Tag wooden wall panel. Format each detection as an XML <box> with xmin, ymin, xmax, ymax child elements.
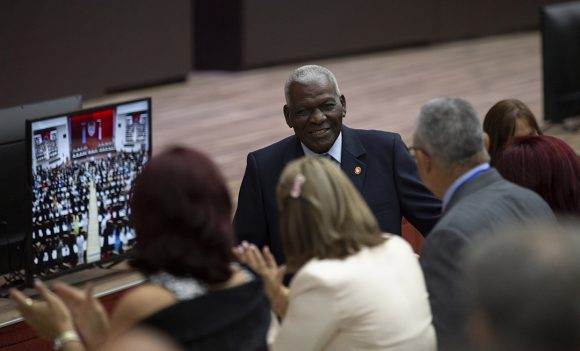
<box><xmin>194</xmin><ymin>0</ymin><xmax>571</xmax><ymax>70</ymax></box>
<box><xmin>0</xmin><ymin>0</ymin><xmax>191</xmax><ymax>108</ymax></box>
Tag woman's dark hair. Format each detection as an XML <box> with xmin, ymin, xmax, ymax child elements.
<box><xmin>130</xmin><ymin>146</ymin><xmax>234</xmax><ymax>284</ymax></box>
<box><xmin>496</xmin><ymin>135</ymin><xmax>580</xmax><ymax>216</ymax></box>
<box><xmin>483</xmin><ymin>99</ymin><xmax>543</xmax><ymax>165</ymax></box>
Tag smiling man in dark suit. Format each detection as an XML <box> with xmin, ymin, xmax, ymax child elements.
<box><xmin>234</xmin><ymin>65</ymin><xmax>441</xmax><ymax>264</ymax></box>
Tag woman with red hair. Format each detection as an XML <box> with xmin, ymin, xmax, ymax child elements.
<box><xmin>496</xmin><ymin>135</ymin><xmax>580</xmax><ymax>216</ymax></box>
<box><xmin>11</xmin><ymin>146</ymin><xmax>271</xmax><ymax>351</ymax></box>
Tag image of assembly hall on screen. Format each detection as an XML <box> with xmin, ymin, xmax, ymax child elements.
<box><xmin>29</xmin><ymin>99</ymin><xmax>150</xmax><ymax>277</ymax></box>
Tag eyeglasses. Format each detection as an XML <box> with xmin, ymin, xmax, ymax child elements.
<box><xmin>408</xmin><ymin>146</ymin><xmax>430</xmax><ymax>161</ymax></box>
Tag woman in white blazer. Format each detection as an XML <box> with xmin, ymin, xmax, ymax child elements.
<box><xmin>236</xmin><ymin>157</ymin><xmax>436</xmax><ymax>351</ymax></box>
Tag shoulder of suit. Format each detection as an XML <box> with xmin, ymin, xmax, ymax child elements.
<box><xmin>348</xmin><ymin>127</ymin><xmax>399</xmax><ymax>140</ymax></box>
<box><xmin>248</xmin><ymin>135</ymin><xmax>296</xmax><ymax>159</ymax></box>
<box><xmin>293</xmin><ymin>240</ymin><xmax>403</xmax><ymax>283</ymax></box>
<box><xmin>347</xmin><ymin>128</ymin><xmax>403</xmax><ymax>148</ymax></box>
<box><xmin>498</xmin><ymin>179</ymin><xmax>555</xmax><ymax>213</ymax></box>
<box><xmin>477</xmin><ymin>171</ymin><xmax>549</xmax><ymax>204</ymax></box>
<box><xmin>290</xmin><ymin>258</ymin><xmax>344</xmax><ymax>293</ymax></box>
<box><xmin>433</xmin><ymin>177</ymin><xmax>554</xmax><ymax>237</ymax></box>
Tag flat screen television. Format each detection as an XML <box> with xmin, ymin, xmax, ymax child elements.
<box><xmin>25</xmin><ymin>98</ymin><xmax>152</xmax><ymax>282</ymax></box>
<box><xmin>0</xmin><ymin>95</ymin><xmax>82</xmax><ymax>278</ymax></box>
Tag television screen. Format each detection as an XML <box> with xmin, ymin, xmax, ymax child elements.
<box><xmin>26</xmin><ymin>98</ymin><xmax>151</xmax><ymax>279</ymax></box>
<box><xmin>0</xmin><ymin>95</ymin><xmax>82</xmax><ymax>278</ymax></box>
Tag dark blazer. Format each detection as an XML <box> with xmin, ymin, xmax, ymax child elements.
<box><xmin>419</xmin><ymin>168</ymin><xmax>555</xmax><ymax>351</ymax></box>
<box><xmin>234</xmin><ymin>125</ymin><xmax>441</xmax><ymax>263</ymax></box>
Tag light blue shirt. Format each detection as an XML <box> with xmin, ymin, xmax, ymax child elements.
<box><xmin>301</xmin><ymin>132</ymin><xmax>342</xmax><ymax>164</ymax></box>
<box><xmin>442</xmin><ymin>162</ymin><xmax>491</xmax><ymax>211</ymax></box>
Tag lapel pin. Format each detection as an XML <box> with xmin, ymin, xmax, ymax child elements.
<box><xmin>354</xmin><ymin>166</ymin><xmax>362</xmax><ymax>175</ymax></box>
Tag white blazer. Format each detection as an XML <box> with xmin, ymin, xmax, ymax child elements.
<box><xmin>273</xmin><ymin>235</ymin><xmax>436</xmax><ymax>351</ymax></box>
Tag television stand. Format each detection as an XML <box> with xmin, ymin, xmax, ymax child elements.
<box><xmin>97</xmin><ymin>259</ymin><xmax>125</xmax><ymax>270</ymax></box>
<box><xmin>0</xmin><ymin>271</ymin><xmax>26</xmax><ymax>298</ymax></box>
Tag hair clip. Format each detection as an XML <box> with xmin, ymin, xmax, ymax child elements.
<box><xmin>289</xmin><ymin>174</ymin><xmax>306</xmax><ymax>199</ymax></box>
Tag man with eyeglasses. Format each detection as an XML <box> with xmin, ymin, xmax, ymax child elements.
<box><xmin>234</xmin><ymin>65</ymin><xmax>441</xmax><ymax>265</ymax></box>
<box><xmin>412</xmin><ymin>97</ymin><xmax>555</xmax><ymax>351</ymax></box>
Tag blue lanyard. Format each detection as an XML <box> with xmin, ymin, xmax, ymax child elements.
<box><xmin>443</xmin><ymin>165</ymin><xmax>491</xmax><ymax>211</ymax></box>
<box><xmin>454</xmin><ymin>168</ymin><xmax>490</xmax><ymax>195</ymax></box>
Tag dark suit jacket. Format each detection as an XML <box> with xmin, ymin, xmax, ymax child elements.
<box><xmin>234</xmin><ymin>125</ymin><xmax>441</xmax><ymax>263</ymax></box>
<box><xmin>419</xmin><ymin>168</ymin><xmax>555</xmax><ymax>351</ymax></box>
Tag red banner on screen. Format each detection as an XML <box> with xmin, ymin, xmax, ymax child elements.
<box><xmin>70</xmin><ymin>109</ymin><xmax>114</xmax><ymax>152</ymax></box>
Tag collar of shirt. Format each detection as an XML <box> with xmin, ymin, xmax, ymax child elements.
<box><xmin>442</xmin><ymin>162</ymin><xmax>491</xmax><ymax>211</ymax></box>
<box><xmin>300</xmin><ymin>132</ymin><xmax>342</xmax><ymax>164</ymax></box>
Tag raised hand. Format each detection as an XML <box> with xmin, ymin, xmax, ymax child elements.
<box><xmin>52</xmin><ymin>282</ymin><xmax>110</xmax><ymax>350</ymax></box>
<box><xmin>10</xmin><ymin>280</ymin><xmax>75</xmax><ymax>340</ymax></box>
<box><xmin>233</xmin><ymin>243</ymin><xmax>289</xmax><ymax>317</ymax></box>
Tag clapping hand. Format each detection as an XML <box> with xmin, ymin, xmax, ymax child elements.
<box><xmin>233</xmin><ymin>242</ymin><xmax>289</xmax><ymax>317</ymax></box>
<box><xmin>52</xmin><ymin>282</ymin><xmax>110</xmax><ymax>350</ymax></box>
<box><xmin>10</xmin><ymin>280</ymin><xmax>75</xmax><ymax>340</ymax></box>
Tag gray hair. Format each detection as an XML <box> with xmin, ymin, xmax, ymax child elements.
<box><xmin>413</xmin><ymin>97</ymin><xmax>486</xmax><ymax>168</ymax></box>
<box><xmin>284</xmin><ymin>65</ymin><xmax>341</xmax><ymax>103</ymax></box>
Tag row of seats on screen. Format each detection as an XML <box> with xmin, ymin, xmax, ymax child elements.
<box><xmin>92</xmin><ymin>152</ymin><xmax>145</xmax><ymax>231</ymax></box>
<box><xmin>32</xmin><ymin>162</ymin><xmax>92</xmax><ymax>225</ymax></box>
<box><xmin>97</xmin><ymin>192</ymin><xmax>130</xmax><ymax>218</ymax></box>
<box><xmin>34</xmin><ymin>139</ymin><xmax>59</xmax><ymax>163</ymax></box>
<box><xmin>29</xmin><ymin>151</ymin><xmax>145</xmax><ymax>259</ymax></box>
<box><xmin>71</xmin><ymin>141</ymin><xmax>117</xmax><ymax>159</ymax></box>
<box><xmin>31</xmin><ymin>228</ymin><xmax>136</xmax><ymax>275</ymax></box>
<box><xmin>32</xmin><ymin>200</ymin><xmax>130</xmax><ymax>239</ymax></box>
<box><xmin>125</xmin><ymin>121</ymin><xmax>147</xmax><ymax>144</ymax></box>
<box><xmin>30</xmin><ymin>151</ymin><xmax>145</xmax><ymax>255</ymax></box>
<box><xmin>32</xmin><ymin>213</ymin><xmax>88</xmax><ymax>240</ymax></box>
<box><xmin>32</xmin><ymin>233</ymin><xmax>87</xmax><ymax>274</ymax></box>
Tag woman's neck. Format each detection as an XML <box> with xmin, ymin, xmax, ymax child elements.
<box><xmin>208</xmin><ymin>264</ymin><xmax>248</xmax><ymax>290</ymax></box>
